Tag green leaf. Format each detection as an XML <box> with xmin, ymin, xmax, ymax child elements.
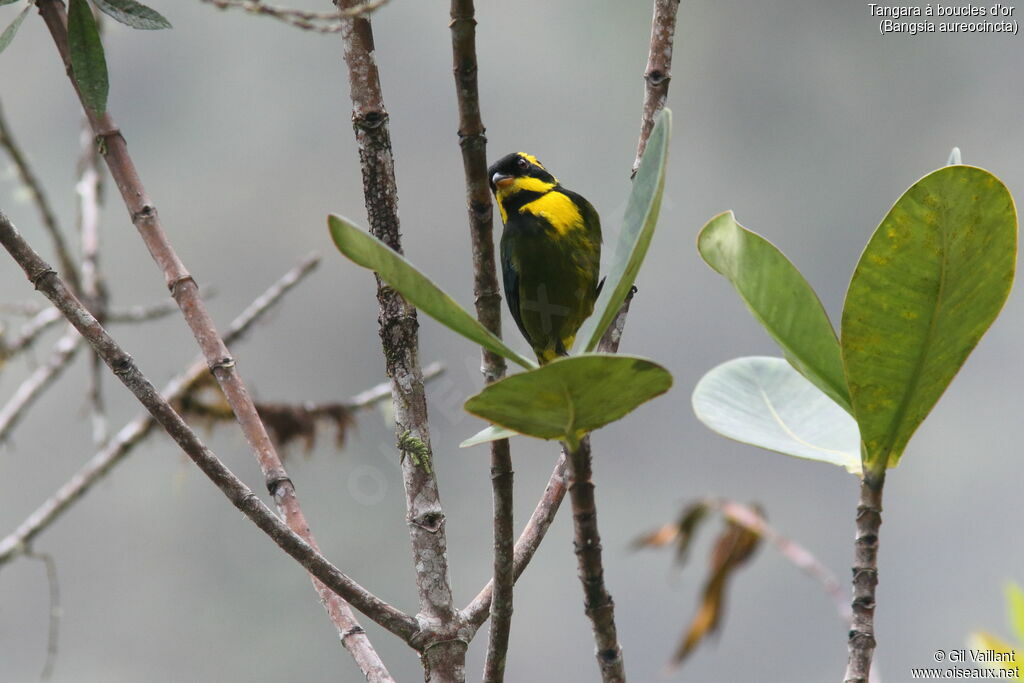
<box><xmin>328</xmin><ymin>215</ymin><xmax>536</xmax><ymax>370</ymax></box>
<box><xmin>1007</xmin><ymin>582</ymin><xmax>1024</xmax><ymax>646</ymax></box>
<box><xmin>459</xmin><ymin>424</ymin><xmax>520</xmax><ymax>449</ymax></box>
<box><xmin>464</xmin><ymin>354</ymin><xmax>672</xmax><ymax>444</ymax></box>
<box><xmin>0</xmin><ymin>4</ymin><xmax>29</xmax><ymax>55</ymax></box>
<box><xmin>692</xmin><ymin>356</ymin><xmax>861</xmax><ymax>475</ymax></box>
<box><xmin>92</xmin><ymin>0</ymin><xmax>172</xmax><ymax>29</ymax></box>
<box><xmin>68</xmin><ymin>0</ymin><xmax>109</xmax><ymax>115</ymax></box>
<box><xmin>577</xmin><ymin>109</ymin><xmax>671</xmax><ymax>352</ymax></box>
<box><xmin>698</xmin><ymin>211</ymin><xmax>851</xmax><ymax>414</ymax></box>
<box><xmin>841</xmin><ymin>165</ymin><xmax>1017</xmax><ymax>471</ymax></box>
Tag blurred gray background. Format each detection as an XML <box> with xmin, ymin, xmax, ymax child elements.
<box><xmin>2</xmin><ymin>1</ymin><xmax>1022</xmax><ymax>681</ymax></box>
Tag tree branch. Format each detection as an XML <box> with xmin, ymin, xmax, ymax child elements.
<box><xmin>632</xmin><ymin>0</ymin><xmax>680</xmax><ymax>177</ymax></box>
<box><xmin>0</xmin><ymin>100</ymin><xmax>81</xmax><ymax>294</ymax></box>
<box><xmin>199</xmin><ymin>0</ymin><xmax>388</xmax><ymax>33</ymax></box>
<box><xmin>336</xmin><ymin>2</ymin><xmax>465</xmax><ymax>676</ymax></box>
<box><xmin>0</xmin><ymin>253</ymin><xmax>312</xmax><ymax>565</ymax></box>
<box><xmin>713</xmin><ymin>499</ymin><xmax>851</xmax><ymax>624</ymax></box>
<box><xmin>76</xmin><ymin>100</ymin><xmax>109</xmax><ymax>446</ymax></box>
<box><xmin>0</xmin><ymin>326</ymin><xmax>83</xmax><ymax>442</ymax></box>
<box><xmin>34</xmin><ymin>3</ymin><xmax>396</xmax><ymax>676</ymax></box>
<box><xmin>844</xmin><ymin>470</ymin><xmax>885</xmax><ymax>683</ymax></box>
<box><xmin>447</xmin><ymin>1</ymin><xmax>514</xmax><ymax>679</ymax></box>
<box><xmin>564</xmin><ymin>436</ymin><xmax>625</xmax><ymax>682</ymax></box>
<box><xmin>0</xmin><ymin>212</ymin><xmax>420</xmax><ymax>647</ymax></box>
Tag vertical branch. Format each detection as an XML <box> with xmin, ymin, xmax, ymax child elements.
<box><xmin>447</xmin><ymin>1</ymin><xmax>514</xmax><ymax>680</ymax></box>
<box><xmin>632</xmin><ymin>0</ymin><xmax>680</xmax><ymax>176</ymax></box>
<box><xmin>335</xmin><ymin>1</ymin><xmax>464</xmax><ymax>677</ymax></box>
<box><xmin>76</xmin><ymin>108</ymin><xmax>109</xmax><ymax>446</ymax></box>
<box><xmin>564</xmin><ymin>437</ymin><xmax>625</xmax><ymax>682</ymax></box>
<box><xmin>33</xmin><ymin>3</ymin><xmax>393</xmax><ymax>676</ymax></box>
<box><xmin>844</xmin><ymin>470</ymin><xmax>885</xmax><ymax>683</ymax></box>
<box><xmin>0</xmin><ymin>101</ymin><xmax>81</xmax><ymax>294</ymax></box>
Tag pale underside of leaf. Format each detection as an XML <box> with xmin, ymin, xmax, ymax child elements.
<box><xmin>692</xmin><ymin>356</ymin><xmax>861</xmax><ymax>475</ymax></box>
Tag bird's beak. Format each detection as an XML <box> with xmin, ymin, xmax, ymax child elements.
<box><xmin>491</xmin><ymin>172</ymin><xmax>514</xmax><ymax>190</ymax></box>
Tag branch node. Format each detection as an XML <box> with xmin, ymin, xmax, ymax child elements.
<box><xmin>29</xmin><ymin>267</ymin><xmax>57</xmax><ymax>290</ymax></box>
<box><xmin>208</xmin><ymin>356</ymin><xmax>236</xmax><ymax>373</ymax></box>
<box><xmin>266</xmin><ymin>476</ymin><xmax>293</xmax><ymax>498</ymax></box>
<box><xmin>352</xmin><ymin>110</ymin><xmax>389</xmax><ymax>131</ymax></box>
<box><xmin>167</xmin><ymin>274</ymin><xmax>196</xmax><ymax>295</ymax></box>
<box><xmin>130</xmin><ymin>204</ymin><xmax>157</xmax><ymax>224</ymax></box>
<box><xmin>412</xmin><ymin>510</ymin><xmax>445</xmax><ymax>533</ymax></box>
<box><xmin>341</xmin><ymin>625</ymin><xmax>366</xmax><ymax>641</ymax></box>
<box><xmin>111</xmin><ymin>355</ymin><xmax>135</xmax><ymax>378</ymax></box>
<box><xmin>645</xmin><ymin>69</ymin><xmax>670</xmax><ymax>86</ymax></box>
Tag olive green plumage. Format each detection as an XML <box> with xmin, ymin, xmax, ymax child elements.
<box><xmin>488</xmin><ymin>152</ymin><xmax>602</xmax><ymax>364</ymax></box>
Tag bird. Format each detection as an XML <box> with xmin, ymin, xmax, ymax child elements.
<box><xmin>488</xmin><ymin>152</ymin><xmax>602</xmax><ymax>364</ymax></box>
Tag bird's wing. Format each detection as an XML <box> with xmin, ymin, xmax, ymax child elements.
<box><xmin>501</xmin><ymin>243</ymin><xmax>532</xmax><ymax>348</ymax></box>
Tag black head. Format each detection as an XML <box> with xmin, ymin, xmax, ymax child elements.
<box><xmin>487</xmin><ymin>152</ymin><xmax>558</xmax><ymax>195</ymax></box>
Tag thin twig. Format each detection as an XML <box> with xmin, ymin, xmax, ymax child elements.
<box><xmin>34</xmin><ymin>4</ymin><xmax>394</xmax><ymax>677</ymax></box>
<box><xmin>25</xmin><ymin>550</ymin><xmax>61</xmax><ymax>681</ymax></box>
<box><xmin>632</xmin><ymin>0</ymin><xmax>680</xmax><ymax>177</ymax></box>
<box><xmin>337</xmin><ymin>1</ymin><xmax>464</xmax><ymax>676</ymax></box>
<box><xmin>0</xmin><ymin>302</ymin><xmax>48</xmax><ymax>316</ymax></box>
<box><xmin>0</xmin><ymin>326</ymin><xmax>83</xmax><ymax>443</ymax></box>
<box><xmin>0</xmin><ymin>212</ymin><xmax>419</xmax><ymax>646</ymax></box>
<box><xmin>2</xmin><ymin>306</ymin><xmax>63</xmax><ymax>360</ymax></box>
<box><xmin>713</xmin><ymin>500</ymin><xmax>851</xmax><ymax>624</ymax></box>
<box><xmin>0</xmin><ymin>299</ymin><xmax>180</xmax><ymax>364</ymax></box>
<box><xmin>447</xmin><ymin>0</ymin><xmax>513</xmax><ymax>679</ymax></box>
<box><xmin>0</xmin><ymin>253</ymin><xmax>318</xmax><ymax>567</ymax></box>
<box><xmin>845</xmin><ymin>470</ymin><xmax>885</xmax><ymax>683</ymax></box>
<box><xmin>77</xmin><ymin>93</ymin><xmax>109</xmax><ymax>446</ymax></box>
<box><xmin>199</xmin><ymin>0</ymin><xmax>388</xmax><ymax>32</ymax></box>
<box><xmin>564</xmin><ymin>437</ymin><xmax>625</xmax><ymax>682</ymax></box>
<box><xmin>0</xmin><ymin>355</ymin><xmax>439</xmax><ymax>570</ymax></box>
<box><xmin>104</xmin><ymin>300</ymin><xmax>182</xmax><ymax>323</ymax></box>
<box><xmin>0</xmin><ymin>100</ymin><xmax>80</xmax><ymax>294</ymax></box>
<box><xmin>347</xmin><ymin>361</ymin><xmax>445</xmax><ymax>408</ymax></box>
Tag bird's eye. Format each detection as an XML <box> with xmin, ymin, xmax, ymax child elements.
<box><xmin>516</xmin><ymin>157</ymin><xmax>530</xmax><ymax>171</ymax></box>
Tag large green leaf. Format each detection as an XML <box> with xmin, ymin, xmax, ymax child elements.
<box><xmin>464</xmin><ymin>354</ymin><xmax>672</xmax><ymax>447</ymax></box>
<box><xmin>0</xmin><ymin>4</ymin><xmax>29</xmax><ymax>55</ymax></box>
<box><xmin>692</xmin><ymin>357</ymin><xmax>861</xmax><ymax>474</ymax></box>
<box><xmin>698</xmin><ymin>211</ymin><xmax>851</xmax><ymax>413</ymax></box>
<box><xmin>93</xmin><ymin>0</ymin><xmax>172</xmax><ymax>30</ymax></box>
<box><xmin>577</xmin><ymin>109</ymin><xmax>671</xmax><ymax>352</ymax></box>
<box><xmin>68</xmin><ymin>0</ymin><xmax>109</xmax><ymax>115</ymax></box>
<box><xmin>328</xmin><ymin>215</ymin><xmax>535</xmax><ymax>370</ymax></box>
<box><xmin>841</xmin><ymin>165</ymin><xmax>1017</xmax><ymax>471</ymax></box>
